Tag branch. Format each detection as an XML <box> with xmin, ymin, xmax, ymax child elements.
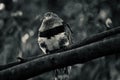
<box><xmin>63</xmin><ymin>26</ymin><xmax>120</xmax><ymax>51</ymax></box>
<box><xmin>0</xmin><ymin>35</ymin><xmax>120</xmax><ymax>80</ymax></box>
<box><xmin>0</xmin><ymin>26</ymin><xmax>120</xmax><ymax>70</ymax></box>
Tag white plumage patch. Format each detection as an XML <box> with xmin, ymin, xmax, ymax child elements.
<box><xmin>38</xmin><ymin>32</ymin><xmax>69</xmax><ymax>54</ymax></box>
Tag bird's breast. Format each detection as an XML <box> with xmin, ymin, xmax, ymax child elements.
<box><xmin>38</xmin><ymin>32</ymin><xmax>69</xmax><ymax>53</ymax></box>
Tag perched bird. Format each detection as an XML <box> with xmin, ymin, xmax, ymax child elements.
<box><xmin>38</xmin><ymin>12</ymin><xmax>72</xmax><ymax>80</ymax></box>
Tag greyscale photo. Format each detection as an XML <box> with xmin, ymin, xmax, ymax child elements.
<box><xmin>0</xmin><ymin>0</ymin><xmax>120</xmax><ymax>80</ymax></box>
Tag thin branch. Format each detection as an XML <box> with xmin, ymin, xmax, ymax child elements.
<box><xmin>0</xmin><ymin>35</ymin><xmax>120</xmax><ymax>80</ymax></box>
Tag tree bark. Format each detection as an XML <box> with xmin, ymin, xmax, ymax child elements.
<box><xmin>0</xmin><ymin>26</ymin><xmax>120</xmax><ymax>71</ymax></box>
<box><xmin>0</xmin><ymin>35</ymin><xmax>120</xmax><ymax>80</ymax></box>
<box><xmin>65</xmin><ymin>26</ymin><xmax>120</xmax><ymax>51</ymax></box>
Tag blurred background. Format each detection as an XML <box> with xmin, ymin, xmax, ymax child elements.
<box><xmin>0</xmin><ymin>0</ymin><xmax>120</xmax><ymax>80</ymax></box>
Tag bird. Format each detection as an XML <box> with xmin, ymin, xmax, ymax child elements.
<box><xmin>38</xmin><ymin>12</ymin><xmax>72</xmax><ymax>80</ymax></box>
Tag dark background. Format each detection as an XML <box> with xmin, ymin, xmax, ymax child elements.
<box><xmin>0</xmin><ymin>0</ymin><xmax>120</xmax><ymax>80</ymax></box>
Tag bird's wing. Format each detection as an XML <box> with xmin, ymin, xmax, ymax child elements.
<box><xmin>64</xmin><ymin>23</ymin><xmax>73</xmax><ymax>45</ymax></box>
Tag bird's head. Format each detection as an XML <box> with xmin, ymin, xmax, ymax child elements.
<box><xmin>39</xmin><ymin>12</ymin><xmax>63</xmax><ymax>32</ymax></box>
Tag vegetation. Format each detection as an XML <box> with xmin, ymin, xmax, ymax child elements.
<box><xmin>0</xmin><ymin>0</ymin><xmax>120</xmax><ymax>80</ymax></box>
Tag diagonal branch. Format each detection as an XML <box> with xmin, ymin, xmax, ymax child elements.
<box><xmin>63</xmin><ymin>26</ymin><xmax>120</xmax><ymax>51</ymax></box>
<box><xmin>0</xmin><ymin>35</ymin><xmax>120</xmax><ymax>80</ymax></box>
<box><xmin>0</xmin><ymin>26</ymin><xmax>120</xmax><ymax>71</ymax></box>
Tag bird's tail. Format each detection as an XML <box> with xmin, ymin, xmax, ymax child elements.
<box><xmin>53</xmin><ymin>66</ymin><xmax>71</xmax><ymax>80</ymax></box>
